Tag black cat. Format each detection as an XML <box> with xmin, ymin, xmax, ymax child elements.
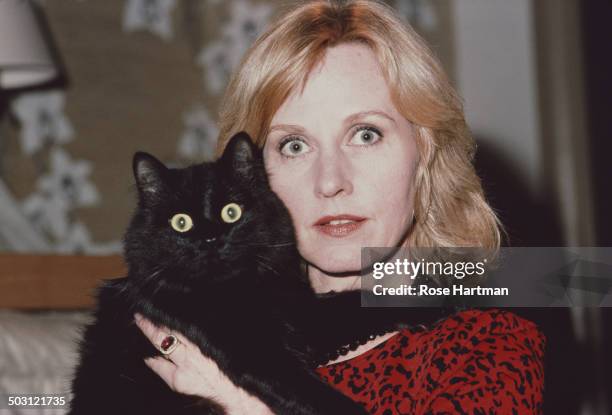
<box><xmin>68</xmin><ymin>133</ymin><xmax>369</xmax><ymax>415</ymax></box>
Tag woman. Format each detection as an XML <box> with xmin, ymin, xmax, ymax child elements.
<box><xmin>134</xmin><ymin>0</ymin><xmax>545</xmax><ymax>413</ymax></box>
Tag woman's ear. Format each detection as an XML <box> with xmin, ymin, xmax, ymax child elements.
<box><xmin>132</xmin><ymin>152</ymin><xmax>168</xmax><ymax>197</ymax></box>
<box><xmin>219</xmin><ymin>131</ymin><xmax>259</xmax><ymax>175</ymax></box>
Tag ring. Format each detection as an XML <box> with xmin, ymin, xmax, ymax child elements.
<box><xmin>159</xmin><ymin>334</ymin><xmax>180</xmax><ymax>356</ymax></box>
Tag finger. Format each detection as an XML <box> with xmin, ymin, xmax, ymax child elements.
<box><xmin>134</xmin><ymin>314</ymin><xmax>193</xmax><ymax>366</ymax></box>
<box><xmin>164</xmin><ymin>340</ymin><xmax>189</xmax><ymax>366</ymax></box>
<box><xmin>144</xmin><ymin>357</ymin><xmax>178</xmax><ymax>390</ymax></box>
<box><xmin>134</xmin><ymin>313</ymin><xmax>173</xmax><ymax>350</ymax></box>
<box><xmin>135</xmin><ymin>315</ymin><xmax>200</xmax><ymax>355</ymax></box>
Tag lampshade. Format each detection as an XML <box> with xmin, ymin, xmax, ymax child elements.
<box><xmin>0</xmin><ymin>0</ymin><xmax>57</xmax><ymax>89</ymax></box>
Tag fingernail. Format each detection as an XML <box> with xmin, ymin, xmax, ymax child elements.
<box><xmin>134</xmin><ymin>313</ymin><xmax>143</xmax><ymax>324</ymax></box>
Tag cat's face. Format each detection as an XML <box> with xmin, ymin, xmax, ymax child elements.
<box><xmin>124</xmin><ymin>133</ymin><xmax>297</xmax><ymax>290</ymax></box>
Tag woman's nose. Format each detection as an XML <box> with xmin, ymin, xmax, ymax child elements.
<box><xmin>314</xmin><ymin>150</ymin><xmax>353</xmax><ymax>198</ymax></box>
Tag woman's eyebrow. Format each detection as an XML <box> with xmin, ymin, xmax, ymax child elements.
<box><xmin>269</xmin><ymin>110</ymin><xmax>397</xmax><ymax>134</ymax></box>
<box><xmin>344</xmin><ymin>110</ymin><xmax>397</xmax><ymax>126</ymax></box>
<box><xmin>269</xmin><ymin>124</ymin><xmax>306</xmax><ymax>134</ymax></box>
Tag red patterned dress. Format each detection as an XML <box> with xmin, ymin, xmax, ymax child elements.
<box><xmin>316</xmin><ymin>309</ymin><xmax>545</xmax><ymax>414</ymax></box>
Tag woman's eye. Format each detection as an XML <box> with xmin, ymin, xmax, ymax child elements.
<box><xmin>221</xmin><ymin>203</ymin><xmax>242</xmax><ymax>223</ymax></box>
<box><xmin>349</xmin><ymin>126</ymin><xmax>383</xmax><ymax>146</ymax></box>
<box><xmin>170</xmin><ymin>213</ymin><xmax>193</xmax><ymax>233</ymax></box>
<box><xmin>279</xmin><ymin>138</ymin><xmax>311</xmax><ymax>157</ymax></box>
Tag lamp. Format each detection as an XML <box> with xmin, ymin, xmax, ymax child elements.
<box><xmin>0</xmin><ymin>0</ymin><xmax>57</xmax><ymax>89</ymax></box>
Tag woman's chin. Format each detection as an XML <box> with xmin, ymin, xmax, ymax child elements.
<box><xmin>305</xmin><ymin>247</ymin><xmax>363</xmax><ymax>275</ymax></box>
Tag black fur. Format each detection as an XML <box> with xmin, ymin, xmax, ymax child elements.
<box><xmin>68</xmin><ymin>132</ymin><xmax>369</xmax><ymax>415</ymax></box>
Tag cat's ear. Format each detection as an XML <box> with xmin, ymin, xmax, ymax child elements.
<box><xmin>220</xmin><ymin>132</ymin><xmax>258</xmax><ymax>174</ymax></box>
<box><xmin>133</xmin><ymin>152</ymin><xmax>168</xmax><ymax>196</ymax></box>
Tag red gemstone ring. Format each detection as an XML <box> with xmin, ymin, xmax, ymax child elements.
<box><xmin>159</xmin><ymin>334</ymin><xmax>180</xmax><ymax>356</ymax></box>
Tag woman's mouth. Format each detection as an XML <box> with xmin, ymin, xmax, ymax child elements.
<box><xmin>313</xmin><ymin>214</ymin><xmax>367</xmax><ymax>237</ymax></box>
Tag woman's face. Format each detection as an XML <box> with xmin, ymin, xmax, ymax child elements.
<box><xmin>263</xmin><ymin>43</ymin><xmax>418</xmax><ymax>274</ymax></box>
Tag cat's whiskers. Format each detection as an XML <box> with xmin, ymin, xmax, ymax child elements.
<box><xmin>231</xmin><ymin>240</ymin><xmax>296</xmax><ymax>248</ymax></box>
<box><xmin>255</xmin><ymin>254</ymin><xmax>282</xmax><ymax>277</ymax></box>
<box><xmin>255</xmin><ymin>260</ymin><xmax>278</xmax><ymax>276</ymax></box>
<box><xmin>139</xmin><ymin>265</ymin><xmax>167</xmax><ymax>291</ymax></box>
<box><xmin>119</xmin><ymin>373</ymin><xmax>137</xmax><ymax>383</ymax></box>
<box><xmin>151</xmin><ymin>279</ymin><xmax>168</xmax><ymax>297</ymax></box>
<box><xmin>112</xmin><ymin>280</ymin><xmax>132</xmax><ymax>298</ymax></box>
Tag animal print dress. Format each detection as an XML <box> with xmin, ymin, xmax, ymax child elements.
<box><xmin>317</xmin><ymin>309</ymin><xmax>545</xmax><ymax>414</ymax></box>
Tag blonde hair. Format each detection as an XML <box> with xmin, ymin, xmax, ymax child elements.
<box><xmin>216</xmin><ymin>0</ymin><xmax>502</xmax><ymax>250</ymax></box>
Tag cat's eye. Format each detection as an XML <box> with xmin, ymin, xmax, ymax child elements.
<box><xmin>221</xmin><ymin>203</ymin><xmax>242</xmax><ymax>223</ymax></box>
<box><xmin>170</xmin><ymin>213</ymin><xmax>193</xmax><ymax>232</ymax></box>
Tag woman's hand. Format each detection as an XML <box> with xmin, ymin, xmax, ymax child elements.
<box><xmin>134</xmin><ymin>313</ymin><xmax>273</xmax><ymax>415</ymax></box>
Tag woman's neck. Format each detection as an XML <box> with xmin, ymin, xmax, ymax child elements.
<box><xmin>308</xmin><ymin>266</ymin><xmax>361</xmax><ymax>293</ymax></box>
<box><xmin>308</xmin><ymin>265</ymin><xmax>401</xmax><ymax>366</ymax></box>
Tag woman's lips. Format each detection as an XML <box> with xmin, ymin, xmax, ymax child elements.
<box><xmin>313</xmin><ymin>214</ymin><xmax>367</xmax><ymax>237</ymax></box>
